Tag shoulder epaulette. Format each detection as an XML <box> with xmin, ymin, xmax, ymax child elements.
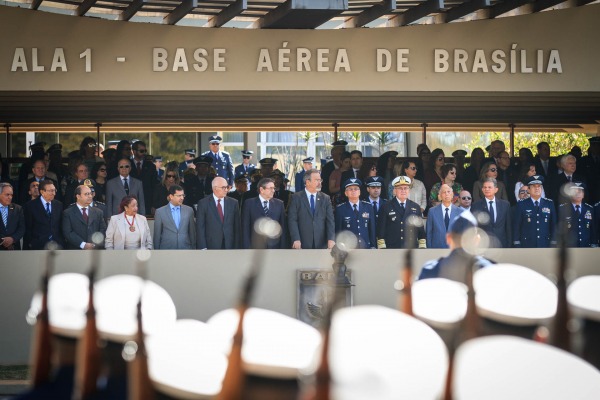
<box><xmin>584</xmin><ymin>202</ymin><xmax>592</xmax><ymax>208</ymax></box>
<box><xmin>421</xmin><ymin>258</ymin><xmax>442</xmax><ymax>271</ymax></box>
<box><xmin>336</xmin><ymin>203</ymin><xmax>344</xmax><ymax>208</ymax></box>
<box><xmin>95</xmin><ymin>201</ymin><xmax>105</xmax><ymax>205</ymax></box>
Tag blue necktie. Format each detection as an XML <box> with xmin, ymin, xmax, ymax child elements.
<box><xmin>45</xmin><ymin>202</ymin><xmax>51</xmax><ymax>217</ymax></box>
<box><xmin>172</xmin><ymin>207</ymin><xmax>180</xmax><ymax>229</ymax></box>
<box><xmin>489</xmin><ymin>201</ymin><xmax>495</xmax><ymax>224</ymax></box>
<box><xmin>444</xmin><ymin>208</ymin><xmax>450</xmax><ymax>230</ymax></box>
<box><xmin>310</xmin><ymin>194</ymin><xmax>315</xmax><ymax>216</ymax></box>
<box><xmin>1</xmin><ymin>206</ymin><xmax>7</xmax><ymax>227</ymax></box>
<box><xmin>263</xmin><ymin>200</ymin><xmax>269</xmax><ymax>216</ymax></box>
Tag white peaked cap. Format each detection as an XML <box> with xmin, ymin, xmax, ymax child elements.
<box><xmin>330</xmin><ymin>305</ymin><xmax>448</xmax><ymax>400</ymax></box>
<box><xmin>146</xmin><ymin>319</ymin><xmax>227</xmax><ymax>399</ymax></box>
<box><xmin>412</xmin><ymin>278</ymin><xmax>468</xmax><ymax>329</ymax></box>
<box><xmin>94</xmin><ymin>274</ymin><xmax>177</xmax><ymax>342</ymax></box>
<box><xmin>568</xmin><ymin>275</ymin><xmax>600</xmax><ymax>321</ymax></box>
<box><xmin>474</xmin><ymin>264</ymin><xmax>557</xmax><ymax>325</ymax></box>
<box><xmin>207</xmin><ymin>308</ymin><xmax>321</xmax><ymax>379</ymax></box>
<box><xmin>454</xmin><ymin>336</ymin><xmax>600</xmax><ymax>400</ymax></box>
<box><xmin>29</xmin><ymin>273</ymin><xmax>89</xmax><ymax>338</ymax></box>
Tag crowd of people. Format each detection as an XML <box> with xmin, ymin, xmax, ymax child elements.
<box><xmin>1</xmin><ymin>134</ymin><xmax>600</xmax><ymax>250</ymax></box>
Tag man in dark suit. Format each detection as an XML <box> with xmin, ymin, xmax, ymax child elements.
<box><xmin>183</xmin><ymin>155</ymin><xmax>214</xmax><ymax>208</ymax></box>
<box><xmin>64</xmin><ymin>162</ymin><xmax>94</xmax><ymax>205</ymax></box>
<box><xmin>242</xmin><ymin>177</ymin><xmax>287</xmax><ymax>249</ymax></box>
<box><xmin>234</xmin><ymin>150</ymin><xmax>256</xmax><ymax>179</ymax></box>
<box><xmin>130</xmin><ymin>140</ymin><xmax>157</xmax><ymax>215</ymax></box>
<box><xmin>154</xmin><ymin>185</ymin><xmax>196</xmax><ymax>249</ymax></box>
<box><xmin>24</xmin><ymin>179</ymin><xmax>64</xmax><ymax>249</ymax></box>
<box><xmin>534</xmin><ymin>141</ymin><xmax>558</xmax><ymax>179</ymax></box>
<box><xmin>196</xmin><ymin>177</ymin><xmax>241</xmax><ymax>249</ymax></box>
<box><xmin>62</xmin><ymin>185</ymin><xmax>107</xmax><ymax>249</ymax></box>
<box><xmin>295</xmin><ymin>157</ymin><xmax>314</xmax><ymax>193</ymax></box>
<box><xmin>471</xmin><ymin>178</ymin><xmax>512</xmax><ymax>248</ymax></box>
<box><xmin>105</xmin><ymin>158</ymin><xmax>145</xmax><ymax>217</ymax></box>
<box><xmin>0</xmin><ymin>183</ymin><xmax>25</xmax><ymax>250</ymax></box>
<box><xmin>19</xmin><ymin>159</ymin><xmax>59</xmax><ymax>205</ymax></box>
<box><xmin>377</xmin><ymin>176</ymin><xmax>426</xmax><ymax>249</ymax></box>
<box><xmin>550</xmin><ymin>154</ymin><xmax>587</xmax><ymax>204</ymax></box>
<box><xmin>202</xmin><ymin>135</ymin><xmax>235</xmax><ymax>186</ymax></box>
<box><xmin>335</xmin><ymin>178</ymin><xmax>376</xmax><ymax>249</ymax></box>
<box><xmin>426</xmin><ymin>183</ymin><xmax>463</xmax><ymax>249</ymax></box>
<box><xmin>287</xmin><ymin>168</ymin><xmax>335</xmax><ymax>249</ymax></box>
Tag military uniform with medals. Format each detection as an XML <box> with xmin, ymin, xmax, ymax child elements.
<box><xmin>335</xmin><ymin>179</ymin><xmax>376</xmax><ymax>249</ymax></box>
<box><xmin>513</xmin><ymin>176</ymin><xmax>557</xmax><ymax>248</ymax></box>
<box><xmin>202</xmin><ymin>135</ymin><xmax>235</xmax><ymax>186</ymax></box>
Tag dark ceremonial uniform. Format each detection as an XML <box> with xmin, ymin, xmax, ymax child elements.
<box><xmin>274</xmin><ymin>188</ymin><xmax>292</xmax><ymax>211</ymax></box>
<box><xmin>335</xmin><ymin>201</ymin><xmax>377</xmax><ymax>249</ymax></box>
<box><xmin>234</xmin><ymin>163</ymin><xmax>255</xmax><ymax>178</ymax></box>
<box><xmin>202</xmin><ymin>150</ymin><xmax>234</xmax><ymax>186</ymax></box>
<box><xmin>559</xmin><ymin>203</ymin><xmax>598</xmax><ymax>247</ymax></box>
<box><xmin>512</xmin><ymin>197</ymin><xmax>557</xmax><ymax>248</ymax></box>
<box><xmin>295</xmin><ymin>170</ymin><xmax>306</xmax><ymax>193</ymax></box>
<box><xmin>377</xmin><ymin>198</ymin><xmax>425</xmax><ymax>249</ymax></box>
<box><xmin>182</xmin><ymin>175</ymin><xmax>213</xmax><ymax>208</ymax></box>
<box><xmin>368</xmin><ymin>198</ymin><xmax>387</xmax><ymax>224</ymax></box>
<box><xmin>419</xmin><ymin>248</ymin><xmax>494</xmax><ymax>283</ymax></box>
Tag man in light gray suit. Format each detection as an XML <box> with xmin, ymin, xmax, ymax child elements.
<box><xmin>154</xmin><ymin>185</ymin><xmax>196</xmax><ymax>249</ymax></box>
<box><xmin>288</xmin><ymin>169</ymin><xmax>335</xmax><ymax>249</ymax></box>
<box><xmin>106</xmin><ymin>158</ymin><xmax>145</xmax><ymax>217</ymax></box>
<box><xmin>62</xmin><ymin>185</ymin><xmax>107</xmax><ymax>249</ymax></box>
<box><xmin>196</xmin><ymin>177</ymin><xmax>241</xmax><ymax>249</ymax></box>
<box><xmin>426</xmin><ymin>184</ymin><xmax>463</xmax><ymax>248</ymax></box>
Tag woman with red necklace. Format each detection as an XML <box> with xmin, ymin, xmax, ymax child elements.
<box><xmin>105</xmin><ymin>195</ymin><xmax>152</xmax><ymax>250</ymax></box>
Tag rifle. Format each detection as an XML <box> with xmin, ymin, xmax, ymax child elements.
<box><xmin>399</xmin><ymin>249</ymin><xmax>414</xmax><ymax>316</ymax></box>
<box><xmin>73</xmin><ymin>250</ymin><xmax>101</xmax><ymax>400</ymax></box>
<box><xmin>217</xmin><ymin>218</ymin><xmax>280</xmax><ymax>400</ymax></box>
<box><xmin>29</xmin><ymin>249</ymin><xmax>55</xmax><ymax>388</ymax></box>
<box><xmin>550</xmin><ymin>214</ymin><xmax>570</xmax><ymax>351</ymax></box>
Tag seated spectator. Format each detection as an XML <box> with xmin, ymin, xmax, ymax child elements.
<box><xmin>462</xmin><ymin>147</ymin><xmax>485</xmax><ymax>194</ymax></box>
<box><xmin>91</xmin><ymin>161</ymin><xmax>108</xmax><ymax>203</ymax></box>
<box><xmin>105</xmin><ymin>195</ymin><xmax>152</xmax><ymax>250</ymax></box>
<box><xmin>153</xmin><ymin>166</ymin><xmax>181</xmax><ymax>213</ymax></box>
<box><xmin>429</xmin><ymin>163</ymin><xmax>463</xmax><ymax>208</ymax></box>
<box><xmin>473</xmin><ymin>162</ymin><xmax>509</xmax><ymax>202</ymax></box>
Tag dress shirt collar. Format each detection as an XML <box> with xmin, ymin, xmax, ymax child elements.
<box><xmin>305</xmin><ymin>189</ymin><xmax>317</xmax><ymax>201</ymax></box>
<box><xmin>349</xmin><ymin>201</ymin><xmax>360</xmax><ymax>208</ymax></box>
<box><xmin>258</xmin><ymin>195</ymin><xmax>269</xmax><ymax>204</ymax></box>
<box><xmin>395</xmin><ymin>198</ymin><xmax>405</xmax><ymax>207</ymax></box>
<box><xmin>40</xmin><ymin>196</ymin><xmax>51</xmax><ymax>208</ymax></box>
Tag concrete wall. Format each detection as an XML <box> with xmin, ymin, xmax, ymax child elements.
<box><xmin>1</xmin><ymin>248</ymin><xmax>599</xmax><ymax>364</ymax></box>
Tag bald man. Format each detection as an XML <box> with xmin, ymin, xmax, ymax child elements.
<box><xmin>196</xmin><ymin>177</ymin><xmax>240</xmax><ymax>249</ymax></box>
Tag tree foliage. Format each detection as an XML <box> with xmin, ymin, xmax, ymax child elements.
<box><xmin>464</xmin><ymin>132</ymin><xmax>590</xmax><ymax>157</ymax></box>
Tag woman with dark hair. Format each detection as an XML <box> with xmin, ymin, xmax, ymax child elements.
<box><xmin>472</xmin><ymin>162</ymin><xmax>509</xmax><ymax>202</ymax></box>
<box><xmin>429</xmin><ymin>163</ymin><xmax>463</xmax><ymax>207</ymax></box>
<box><xmin>329</xmin><ymin>151</ymin><xmax>351</xmax><ymax>200</ymax></box>
<box><xmin>153</xmin><ymin>165</ymin><xmax>181</xmax><ymax>213</ymax></box>
<box><xmin>376</xmin><ymin>151</ymin><xmax>398</xmax><ymax>199</ymax></box>
<box><xmin>423</xmin><ymin>148</ymin><xmax>445</xmax><ymax>198</ymax></box>
<box><xmin>79</xmin><ymin>136</ymin><xmax>102</xmax><ymax>172</ymax></box>
<box><xmin>90</xmin><ymin>161</ymin><xmax>107</xmax><ymax>203</ymax></box>
<box><xmin>514</xmin><ymin>161</ymin><xmax>545</xmax><ymax>199</ymax></box>
<box><xmin>463</xmin><ymin>147</ymin><xmax>485</xmax><ymax>193</ymax></box>
<box><xmin>414</xmin><ymin>145</ymin><xmax>431</xmax><ymax>182</ymax></box>
<box><xmin>513</xmin><ymin>147</ymin><xmax>535</xmax><ymax>170</ymax></box>
<box><xmin>105</xmin><ymin>195</ymin><xmax>152</xmax><ymax>250</ymax></box>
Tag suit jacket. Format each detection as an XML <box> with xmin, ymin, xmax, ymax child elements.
<box><xmin>153</xmin><ymin>204</ymin><xmax>196</xmax><ymax>249</ymax></box>
<box><xmin>241</xmin><ymin>197</ymin><xmax>287</xmax><ymax>249</ymax></box>
<box><xmin>549</xmin><ymin>172</ymin><xmax>587</xmax><ymax>204</ymax></box>
<box><xmin>377</xmin><ymin>198</ymin><xmax>425</xmax><ymax>249</ymax></box>
<box><xmin>534</xmin><ymin>156</ymin><xmax>558</xmax><ymax>179</ymax></box>
<box><xmin>471</xmin><ymin>197</ymin><xmax>512</xmax><ymax>248</ymax></box>
<box><xmin>335</xmin><ymin>201</ymin><xmax>376</xmax><ymax>249</ymax></box>
<box><xmin>62</xmin><ymin>204</ymin><xmax>107</xmax><ymax>249</ymax></box>
<box><xmin>105</xmin><ymin>213</ymin><xmax>152</xmax><ymax>250</ymax></box>
<box><xmin>426</xmin><ymin>204</ymin><xmax>463</xmax><ymax>249</ymax></box>
<box><xmin>0</xmin><ymin>203</ymin><xmax>25</xmax><ymax>250</ymax></box>
<box><xmin>130</xmin><ymin>159</ymin><xmax>157</xmax><ymax>215</ymax></box>
<box><xmin>19</xmin><ymin>177</ymin><xmax>59</xmax><ymax>205</ymax></box>
<box><xmin>24</xmin><ymin>197</ymin><xmax>64</xmax><ymax>250</ymax></box>
<box><xmin>196</xmin><ymin>196</ymin><xmax>241</xmax><ymax>249</ymax></box>
<box><xmin>287</xmin><ymin>190</ymin><xmax>335</xmax><ymax>249</ymax></box>
<box><xmin>105</xmin><ymin>175</ymin><xmax>145</xmax><ymax>217</ymax></box>
<box><xmin>295</xmin><ymin>171</ymin><xmax>306</xmax><ymax>193</ymax></box>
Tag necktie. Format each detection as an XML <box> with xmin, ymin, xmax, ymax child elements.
<box><xmin>263</xmin><ymin>200</ymin><xmax>269</xmax><ymax>216</ymax></box>
<box><xmin>82</xmin><ymin>207</ymin><xmax>88</xmax><ymax>223</ymax></box>
<box><xmin>136</xmin><ymin>161</ymin><xmax>142</xmax><ymax>176</ymax></box>
<box><xmin>534</xmin><ymin>200</ymin><xmax>539</xmax><ymax>214</ymax></box>
<box><xmin>310</xmin><ymin>194</ymin><xmax>315</xmax><ymax>216</ymax></box>
<box><xmin>489</xmin><ymin>201</ymin><xmax>495</xmax><ymax>224</ymax></box>
<box><xmin>444</xmin><ymin>207</ymin><xmax>450</xmax><ymax>230</ymax></box>
<box><xmin>217</xmin><ymin>199</ymin><xmax>224</xmax><ymax>223</ymax></box>
<box><xmin>45</xmin><ymin>202</ymin><xmax>51</xmax><ymax>217</ymax></box>
<box><xmin>372</xmin><ymin>201</ymin><xmax>378</xmax><ymax>215</ymax></box>
<box><xmin>173</xmin><ymin>207</ymin><xmax>180</xmax><ymax>229</ymax></box>
<box><xmin>353</xmin><ymin>203</ymin><xmax>359</xmax><ymax>217</ymax></box>
<box><xmin>567</xmin><ymin>175</ymin><xmax>572</xmax><ymax>182</ymax></box>
<box><xmin>1</xmin><ymin>206</ymin><xmax>7</xmax><ymax>227</ymax></box>
<box><xmin>575</xmin><ymin>205</ymin><xmax>581</xmax><ymax>219</ymax></box>
<box><xmin>123</xmin><ymin>178</ymin><xmax>130</xmax><ymax>195</ymax></box>
<box><xmin>354</xmin><ymin>170</ymin><xmax>358</xmax><ymax>178</ymax></box>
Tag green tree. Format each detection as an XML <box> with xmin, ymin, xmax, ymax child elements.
<box><xmin>464</xmin><ymin>132</ymin><xmax>590</xmax><ymax>157</ymax></box>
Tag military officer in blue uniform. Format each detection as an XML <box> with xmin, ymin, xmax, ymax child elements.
<box><xmin>202</xmin><ymin>135</ymin><xmax>235</xmax><ymax>186</ymax></box>
<box><xmin>559</xmin><ymin>182</ymin><xmax>598</xmax><ymax>247</ymax></box>
<box><xmin>513</xmin><ymin>175</ymin><xmax>557</xmax><ymax>248</ymax></box>
<box><xmin>419</xmin><ymin>211</ymin><xmax>494</xmax><ymax>282</ymax></box>
<box><xmin>365</xmin><ymin>176</ymin><xmax>387</xmax><ymax>224</ymax></box>
<box><xmin>234</xmin><ymin>150</ymin><xmax>256</xmax><ymax>179</ymax></box>
<box><xmin>335</xmin><ymin>178</ymin><xmax>376</xmax><ymax>249</ymax></box>
<box><xmin>154</xmin><ymin>155</ymin><xmax>164</xmax><ymax>182</ymax></box>
<box><xmin>295</xmin><ymin>157</ymin><xmax>314</xmax><ymax>192</ymax></box>
<box><xmin>377</xmin><ymin>176</ymin><xmax>426</xmax><ymax>249</ymax></box>
<box><xmin>178</xmin><ymin>148</ymin><xmax>196</xmax><ymax>177</ymax></box>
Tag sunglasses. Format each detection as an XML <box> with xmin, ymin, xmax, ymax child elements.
<box><xmin>98</xmin><ymin>168</ymin><xmax>107</xmax><ymax>172</ymax></box>
<box><xmin>489</xmin><ymin>168</ymin><xmax>497</xmax><ymax>172</ymax></box>
<box><xmin>461</xmin><ymin>196</ymin><xmax>472</xmax><ymax>200</ymax></box>
<box><xmin>87</xmin><ymin>143</ymin><xmax>97</xmax><ymax>148</ymax></box>
<box><xmin>437</xmin><ymin>157</ymin><xmax>444</xmax><ymax>161</ymax></box>
<box><xmin>408</xmin><ymin>167</ymin><xmax>417</xmax><ymax>170</ymax></box>
<box><xmin>119</xmin><ymin>165</ymin><xmax>131</xmax><ymax>169</ymax></box>
<box><xmin>137</xmin><ymin>149</ymin><xmax>147</xmax><ymax>153</ymax></box>
<box><xmin>166</xmin><ymin>174</ymin><xmax>177</xmax><ymax>178</ymax></box>
<box><xmin>243</xmin><ymin>156</ymin><xmax>250</xmax><ymax>159</ymax></box>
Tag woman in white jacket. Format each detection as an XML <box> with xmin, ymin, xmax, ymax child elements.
<box><xmin>105</xmin><ymin>195</ymin><xmax>152</xmax><ymax>250</ymax></box>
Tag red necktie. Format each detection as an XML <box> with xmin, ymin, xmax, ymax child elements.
<box><xmin>82</xmin><ymin>207</ymin><xmax>88</xmax><ymax>223</ymax></box>
<box><xmin>217</xmin><ymin>199</ymin><xmax>224</xmax><ymax>223</ymax></box>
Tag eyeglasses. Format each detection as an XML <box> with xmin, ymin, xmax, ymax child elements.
<box><xmin>137</xmin><ymin>149</ymin><xmax>147</xmax><ymax>154</ymax></box>
<box><xmin>311</xmin><ymin>179</ymin><xmax>323</xmax><ymax>183</ymax></box>
<box><xmin>166</xmin><ymin>174</ymin><xmax>177</xmax><ymax>178</ymax></box>
<box><xmin>408</xmin><ymin>167</ymin><xmax>417</xmax><ymax>170</ymax></box>
<box><xmin>119</xmin><ymin>165</ymin><xmax>131</xmax><ymax>169</ymax></box>
<box><xmin>489</xmin><ymin>168</ymin><xmax>497</xmax><ymax>172</ymax></box>
<box><xmin>215</xmin><ymin>186</ymin><xmax>229</xmax><ymax>190</ymax></box>
<box><xmin>519</xmin><ymin>190</ymin><xmax>529</xmax><ymax>194</ymax></box>
<box><xmin>437</xmin><ymin>157</ymin><xmax>444</xmax><ymax>161</ymax></box>
<box><xmin>98</xmin><ymin>168</ymin><xmax>107</xmax><ymax>172</ymax></box>
<box><xmin>87</xmin><ymin>143</ymin><xmax>97</xmax><ymax>148</ymax></box>
<box><xmin>461</xmin><ymin>196</ymin><xmax>472</xmax><ymax>200</ymax></box>
<box><xmin>346</xmin><ymin>187</ymin><xmax>360</xmax><ymax>192</ymax></box>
